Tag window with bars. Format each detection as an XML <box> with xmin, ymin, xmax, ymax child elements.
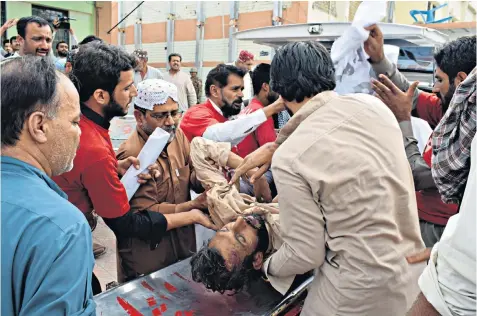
<box><xmin>312</xmin><ymin>1</ymin><xmax>338</xmax><ymax>18</ymax></box>
<box><xmin>31</xmin><ymin>4</ymin><xmax>70</xmax><ymax>50</ymax></box>
<box><xmin>1</xmin><ymin>1</ymin><xmax>6</xmax><ymax>42</ymax></box>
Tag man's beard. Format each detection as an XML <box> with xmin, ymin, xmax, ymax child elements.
<box><xmin>267</xmin><ymin>92</ymin><xmax>279</xmax><ymax>105</ymax></box>
<box><xmin>103</xmin><ymin>95</ymin><xmax>128</xmax><ymax>122</ymax></box>
<box><xmin>439</xmin><ymin>83</ymin><xmax>456</xmax><ymax>114</ymax></box>
<box><xmin>220</xmin><ymin>91</ymin><xmax>242</xmax><ymax>118</ymax></box>
<box><xmin>164</xmin><ymin>125</ymin><xmax>176</xmax><ymax>143</ymax></box>
<box><xmin>58</xmin><ymin>50</ymin><xmax>68</xmax><ymax>58</ymax></box>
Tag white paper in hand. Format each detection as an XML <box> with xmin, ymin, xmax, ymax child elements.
<box><xmin>331</xmin><ymin>1</ymin><xmax>387</xmax><ymax>95</ymax></box>
<box><xmin>121</xmin><ymin>127</ymin><xmax>170</xmax><ymax>200</ymax></box>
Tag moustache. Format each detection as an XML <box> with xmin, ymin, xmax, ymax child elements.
<box><xmin>233</xmin><ymin>98</ymin><xmax>243</xmax><ymax>105</ymax></box>
<box><xmin>163</xmin><ymin>126</ymin><xmax>176</xmax><ymax>133</ymax></box>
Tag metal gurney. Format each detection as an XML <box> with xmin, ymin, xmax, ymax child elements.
<box><xmin>94</xmin><ymin>257</ymin><xmax>312</xmax><ymax>316</ymax></box>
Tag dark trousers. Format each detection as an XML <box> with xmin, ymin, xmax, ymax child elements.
<box><xmin>92</xmin><ymin>272</ymin><xmax>102</xmax><ymax>295</ymax></box>
<box><xmin>419</xmin><ymin>220</ymin><xmax>446</xmax><ymax>247</ymax></box>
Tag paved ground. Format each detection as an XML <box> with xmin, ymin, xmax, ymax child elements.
<box><xmin>92</xmin><ymin>217</ymin><xmax>118</xmax><ymax>290</ymax></box>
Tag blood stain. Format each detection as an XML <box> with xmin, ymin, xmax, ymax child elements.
<box><xmin>151</xmin><ymin>308</ymin><xmax>161</xmax><ymax>316</ymax></box>
<box><xmin>160</xmin><ymin>304</ymin><xmax>167</xmax><ymax>312</ymax></box>
<box><xmin>159</xmin><ymin>294</ymin><xmax>171</xmax><ymax>301</ymax></box>
<box><xmin>116</xmin><ymin>296</ymin><xmax>143</xmax><ymax>316</ymax></box>
<box><xmin>164</xmin><ymin>282</ymin><xmax>177</xmax><ymax>293</ymax></box>
<box><xmin>173</xmin><ymin>272</ymin><xmax>191</xmax><ymax>282</ymax></box>
<box><xmin>141</xmin><ymin>280</ymin><xmax>155</xmax><ymax>292</ymax></box>
<box><xmin>146</xmin><ymin>297</ymin><xmax>157</xmax><ymax>307</ymax></box>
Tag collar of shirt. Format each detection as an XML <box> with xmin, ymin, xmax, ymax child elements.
<box><xmin>208</xmin><ymin>99</ymin><xmax>223</xmax><ymax>116</ymax></box>
<box><xmin>1</xmin><ymin>156</ymin><xmax>67</xmax><ymax>199</ymax></box>
<box><xmin>80</xmin><ymin>103</ymin><xmax>110</xmax><ymax>130</ymax></box>
<box><xmin>136</xmin><ymin>67</ymin><xmax>149</xmax><ymax>80</ymax></box>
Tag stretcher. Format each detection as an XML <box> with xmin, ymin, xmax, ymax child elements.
<box><xmin>94</xmin><ymin>258</ymin><xmax>312</xmax><ymax>316</ymax></box>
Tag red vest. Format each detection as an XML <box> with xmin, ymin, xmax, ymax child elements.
<box><xmin>415</xmin><ymin>135</ymin><xmax>458</xmax><ymax>225</ymax></box>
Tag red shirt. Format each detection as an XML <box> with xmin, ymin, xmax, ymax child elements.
<box><xmin>236</xmin><ymin>98</ymin><xmax>277</xmax><ymax>158</ymax></box>
<box><xmin>53</xmin><ymin>106</ymin><xmax>130</xmax><ymax>219</ymax></box>
<box><xmin>413</xmin><ymin>91</ymin><xmax>458</xmax><ymax>225</ymax></box>
<box><xmin>180</xmin><ymin>100</ymin><xmax>227</xmax><ymax>142</ymax></box>
<box><xmin>415</xmin><ymin>135</ymin><xmax>458</xmax><ymax>225</ymax></box>
<box><xmin>415</xmin><ymin>92</ymin><xmax>443</xmax><ymax>129</ymax></box>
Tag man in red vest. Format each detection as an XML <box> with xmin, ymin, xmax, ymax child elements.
<box><xmin>366</xmin><ymin>25</ymin><xmax>476</xmax><ymax>246</ymax></box>
<box><xmin>180</xmin><ymin>64</ymin><xmax>285</xmax><ymax>202</ymax></box>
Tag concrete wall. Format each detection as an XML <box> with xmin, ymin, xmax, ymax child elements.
<box><xmin>5</xmin><ymin>1</ymin><xmax>96</xmax><ymax>43</ymax></box>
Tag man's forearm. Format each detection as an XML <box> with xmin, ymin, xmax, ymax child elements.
<box><xmin>202</xmin><ymin>110</ymin><xmax>267</xmax><ymax>145</ymax></box>
<box><xmin>103</xmin><ymin>210</ymin><xmax>168</xmax><ymax>249</ymax></box>
<box><xmin>163</xmin><ymin>212</ymin><xmax>198</xmax><ymax>230</ymax></box>
<box><xmin>400</xmin><ymin>121</ymin><xmax>436</xmax><ymax>191</ymax></box>
<box><xmin>370</xmin><ymin>57</ymin><xmax>420</xmax><ymax>110</ymax></box>
<box><xmin>407</xmin><ymin>292</ymin><xmax>440</xmax><ymax>316</ymax></box>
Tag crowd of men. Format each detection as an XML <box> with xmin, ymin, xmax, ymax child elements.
<box><xmin>1</xmin><ymin>14</ymin><xmax>475</xmax><ymax>316</ymax></box>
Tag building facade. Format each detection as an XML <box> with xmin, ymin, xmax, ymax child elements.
<box><xmin>98</xmin><ymin>1</ymin><xmax>475</xmax><ymax>102</ymax></box>
<box><xmin>2</xmin><ymin>1</ymin><xmax>97</xmax><ymax>47</ymax></box>
<box><xmin>101</xmin><ymin>1</ymin><xmax>309</xmax><ymax>103</ymax></box>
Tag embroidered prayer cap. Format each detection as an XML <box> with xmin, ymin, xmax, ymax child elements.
<box><xmin>133</xmin><ymin>49</ymin><xmax>148</xmax><ymax>59</ymax></box>
<box><xmin>238</xmin><ymin>50</ymin><xmax>254</xmax><ymax>63</ymax></box>
<box><xmin>135</xmin><ymin>79</ymin><xmax>179</xmax><ymax>111</ymax></box>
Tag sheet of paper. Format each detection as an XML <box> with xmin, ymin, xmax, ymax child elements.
<box><xmin>121</xmin><ymin>127</ymin><xmax>170</xmax><ymax>200</ymax></box>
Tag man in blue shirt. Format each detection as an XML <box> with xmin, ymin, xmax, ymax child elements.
<box><xmin>1</xmin><ymin>56</ymin><xmax>95</xmax><ymax>315</ymax></box>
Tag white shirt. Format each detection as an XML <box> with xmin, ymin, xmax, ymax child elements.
<box><xmin>201</xmin><ymin>99</ymin><xmax>267</xmax><ymax>146</ymax></box>
<box><xmin>163</xmin><ymin>70</ymin><xmax>197</xmax><ymax>112</ymax></box>
<box><xmin>418</xmin><ymin>135</ymin><xmax>476</xmax><ymax>316</ymax></box>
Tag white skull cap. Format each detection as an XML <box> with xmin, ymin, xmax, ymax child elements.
<box><xmin>135</xmin><ymin>79</ymin><xmax>179</xmax><ymax>111</ymax></box>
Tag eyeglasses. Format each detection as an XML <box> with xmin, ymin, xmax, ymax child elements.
<box><xmin>149</xmin><ymin>110</ymin><xmax>181</xmax><ymax>120</ymax></box>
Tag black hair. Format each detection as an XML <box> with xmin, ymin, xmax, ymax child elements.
<box><xmin>270</xmin><ymin>41</ymin><xmax>336</xmax><ymax>103</ymax></box>
<box><xmin>56</xmin><ymin>40</ymin><xmax>67</xmax><ymax>50</ymax></box>
<box><xmin>70</xmin><ymin>41</ymin><xmax>136</xmax><ymax>102</ymax></box>
<box><xmin>79</xmin><ymin>35</ymin><xmax>103</xmax><ymax>46</ymax></box>
<box><xmin>434</xmin><ymin>36</ymin><xmax>476</xmax><ymax>82</ymax></box>
<box><xmin>1</xmin><ymin>56</ymin><xmax>60</xmax><ymax>146</ymax></box>
<box><xmin>9</xmin><ymin>36</ymin><xmax>17</xmax><ymax>44</ymax></box>
<box><xmin>66</xmin><ymin>49</ymin><xmax>77</xmax><ymax>64</ymax></box>
<box><xmin>3</xmin><ymin>39</ymin><xmax>10</xmax><ymax>46</ymax></box>
<box><xmin>17</xmin><ymin>16</ymin><xmax>50</xmax><ymax>39</ymax></box>
<box><xmin>134</xmin><ymin>104</ymin><xmax>147</xmax><ymax>115</ymax></box>
<box><xmin>204</xmin><ymin>64</ymin><xmax>246</xmax><ymax>97</ymax></box>
<box><xmin>190</xmin><ymin>216</ymin><xmax>269</xmax><ymax>294</ymax></box>
<box><xmin>168</xmin><ymin>53</ymin><xmax>182</xmax><ymax>62</ymax></box>
<box><xmin>251</xmin><ymin>63</ymin><xmax>271</xmax><ymax>96</ymax></box>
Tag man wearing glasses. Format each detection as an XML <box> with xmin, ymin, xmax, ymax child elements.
<box><xmin>116</xmin><ymin>79</ymin><xmax>210</xmax><ymax>282</ymax></box>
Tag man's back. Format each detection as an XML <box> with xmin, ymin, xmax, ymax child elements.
<box><xmin>272</xmin><ymin>92</ymin><xmax>425</xmax><ymax>316</ymax></box>
<box><xmin>1</xmin><ymin>157</ymin><xmax>95</xmax><ymax>316</ymax></box>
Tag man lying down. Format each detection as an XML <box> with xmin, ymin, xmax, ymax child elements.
<box><xmin>189</xmin><ymin>136</ymin><xmax>297</xmax><ymax>295</ymax></box>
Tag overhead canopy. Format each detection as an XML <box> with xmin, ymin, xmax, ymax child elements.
<box><xmin>234</xmin><ymin>22</ymin><xmax>449</xmax><ymax>49</ymax></box>
<box><xmin>420</xmin><ymin>21</ymin><xmax>477</xmax><ymax>41</ymax></box>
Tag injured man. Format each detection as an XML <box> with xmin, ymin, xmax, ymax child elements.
<box><xmin>189</xmin><ymin>137</ymin><xmax>294</xmax><ymax>295</ymax></box>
